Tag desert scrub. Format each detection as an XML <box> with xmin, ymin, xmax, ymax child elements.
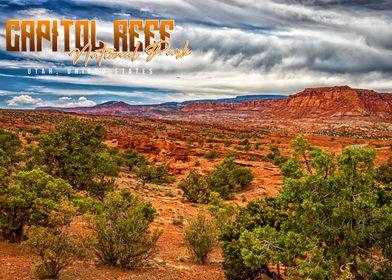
<box><xmin>263</xmin><ymin>146</ymin><xmax>287</xmax><ymax>167</ymax></box>
<box><xmin>179</xmin><ymin>171</ymin><xmax>210</xmax><ymax>203</ymax></box>
<box><xmin>184</xmin><ymin>210</ymin><xmax>218</xmax><ymax>264</ymax></box>
<box><xmin>207</xmin><ymin>156</ymin><xmax>254</xmax><ymax>199</ymax></box>
<box><xmin>121</xmin><ymin>148</ymin><xmax>148</xmax><ymax>171</ymax></box>
<box><xmin>204</xmin><ymin>149</ymin><xmax>218</xmax><ymax>159</ymax></box>
<box><xmin>135</xmin><ymin>164</ymin><xmax>173</xmax><ymax>185</ymax></box>
<box><xmin>23</xmin><ymin>226</ymin><xmax>82</xmax><ymax>279</ymax></box>
<box><xmin>92</xmin><ymin>190</ymin><xmax>161</xmax><ymax>269</ymax></box>
<box><xmin>0</xmin><ymin>169</ymin><xmax>73</xmax><ymax>242</ymax></box>
<box><xmin>222</xmin><ymin>143</ymin><xmax>392</xmax><ymax>279</ymax></box>
<box><xmin>29</xmin><ymin>119</ymin><xmax>120</xmax><ymax>197</ymax></box>
<box><xmin>0</xmin><ymin>127</ymin><xmax>22</xmax><ymax>165</ymax></box>
<box><xmin>180</xmin><ymin>155</ymin><xmax>254</xmax><ymax>202</ymax></box>
<box><xmin>22</xmin><ymin>202</ymin><xmax>81</xmax><ymax>280</ymax></box>
<box><xmin>207</xmin><ymin>192</ymin><xmax>238</xmax><ymax>235</ymax></box>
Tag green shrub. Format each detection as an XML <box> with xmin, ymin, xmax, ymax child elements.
<box><xmin>180</xmin><ymin>157</ymin><xmax>254</xmax><ymax>202</ymax></box>
<box><xmin>121</xmin><ymin>148</ymin><xmax>148</xmax><ymax>171</ymax></box>
<box><xmin>92</xmin><ymin>190</ymin><xmax>161</xmax><ymax>269</ymax></box>
<box><xmin>204</xmin><ymin>150</ymin><xmax>218</xmax><ymax>159</ymax></box>
<box><xmin>24</xmin><ymin>226</ymin><xmax>81</xmax><ymax>279</ymax></box>
<box><xmin>0</xmin><ymin>169</ymin><xmax>73</xmax><ymax>242</ymax></box>
<box><xmin>30</xmin><ymin>127</ymin><xmax>40</xmax><ymax>135</ymax></box>
<box><xmin>136</xmin><ymin>164</ymin><xmax>173</xmax><ymax>185</ymax></box>
<box><xmin>222</xmin><ymin>198</ymin><xmax>281</xmax><ymax>280</ymax></box>
<box><xmin>223</xmin><ymin>145</ymin><xmax>392</xmax><ymax>279</ymax></box>
<box><xmin>0</xmin><ymin>149</ymin><xmax>12</xmax><ymax>171</ymax></box>
<box><xmin>207</xmin><ymin>157</ymin><xmax>254</xmax><ymax>199</ymax></box>
<box><xmin>22</xmin><ymin>205</ymin><xmax>80</xmax><ymax>280</ymax></box>
<box><xmin>244</xmin><ymin>143</ymin><xmax>251</xmax><ymax>152</ymax></box>
<box><xmin>71</xmin><ymin>193</ymin><xmax>102</xmax><ymax>214</ymax></box>
<box><xmin>184</xmin><ymin>210</ymin><xmax>218</xmax><ymax>264</ymax></box>
<box><xmin>263</xmin><ymin>146</ymin><xmax>287</xmax><ymax>167</ymax></box>
<box><xmin>238</xmin><ymin>139</ymin><xmax>249</xmax><ymax>146</ymax></box>
<box><xmin>207</xmin><ymin>192</ymin><xmax>238</xmax><ymax>235</ymax></box>
<box><xmin>224</xmin><ymin>151</ymin><xmax>239</xmax><ymax>159</ymax></box>
<box><xmin>224</xmin><ymin>140</ymin><xmax>233</xmax><ymax>147</ymax></box>
<box><xmin>280</xmin><ymin>158</ymin><xmax>303</xmax><ymax>179</ymax></box>
<box><xmin>376</xmin><ymin>156</ymin><xmax>392</xmax><ymax>185</ymax></box>
<box><xmin>0</xmin><ymin>128</ymin><xmax>21</xmax><ymax>162</ymax></box>
<box><xmin>179</xmin><ymin>171</ymin><xmax>210</xmax><ymax>203</ymax></box>
<box><xmin>87</xmin><ymin>179</ymin><xmax>117</xmax><ymax>200</ymax></box>
<box><xmin>30</xmin><ymin>119</ymin><xmax>119</xmax><ymax>196</ymax></box>
<box><xmin>232</xmin><ymin>167</ymin><xmax>254</xmax><ymax>190</ymax></box>
<box><xmin>241</xmin><ymin>194</ymin><xmax>247</xmax><ymax>202</ymax></box>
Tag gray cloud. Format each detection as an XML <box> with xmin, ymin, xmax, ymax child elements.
<box><xmin>72</xmin><ymin>0</ymin><xmax>392</xmax><ymax>75</ymax></box>
<box><xmin>1</xmin><ymin>0</ymin><xmax>392</xmax><ymax>107</ymax></box>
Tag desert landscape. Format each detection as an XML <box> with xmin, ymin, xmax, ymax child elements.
<box><xmin>0</xmin><ymin>86</ymin><xmax>391</xmax><ymax>279</ymax></box>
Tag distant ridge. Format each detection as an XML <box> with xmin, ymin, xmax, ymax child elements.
<box><xmin>36</xmin><ymin>86</ymin><xmax>392</xmax><ymax>122</ymax></box>
<box><xmin>36</xmin><ymin>94</ymin><xmax>286</xmax><ymax>117</ymax></box>
<box><xmin>161</xmin><ymin>94</ymin><xmax>286</xmax><ymax>105</ymax></box>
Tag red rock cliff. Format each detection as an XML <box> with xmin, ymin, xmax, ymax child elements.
<box><xmin>180</xmin><ymin>86</ymin><xmax>392</xmax><ymax>121</ymax></box>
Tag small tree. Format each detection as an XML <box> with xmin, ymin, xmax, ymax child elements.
<box><xmin>223</xmin><ymin>144</ymin><xmax>392</xmax><ymax>279</ymax></box>
<box><xmin>30</xmin><ymin>119</ymin><xmax>119</xmax><ymax>196</ymax></box>
<box><xmin>222</xmin><ymin>198</ymin><xmax>282</xmax><ymax>280</ymax></box>
<box><xmin>264</xmin><ymin>146</ymin><xmax>287</xmax><ymax>167</ymax></box>
<box><xmin>0</xmin><ymin>169</ymin><xmax>73</xmax><ymax>242</ymax></box>
<box><xmin>0</xmin><ymin>152</ymin><xmax>11</xmax><ymax>187</ymax></box>
<box><xmin>179</xmin><ymin>171</ymin><xmax>210</xmax><ymax>203</ymax></box>
<box><xmin>207</xmin><ymin>192</ymin><xmax>238</xmax><ymax>235</ymax></box>
<box><xmin>290</xmin><ymin>135</ymin><xmax>313</xmax><ymax>173</ymax></box>
<box><xmin>207</xmin><ymin>157</ymin><xmax>254</xmax><ymax>199</ymax></box>
<box><xmin>0</xmin><ymin>128</ymin><xmax>21</xmax><ymax>163</ymax></box>
<box><xmin>232</xmin><ymin>167</ymin><xmax>254</xmax><ymax>190</ymax></box>
<box><xmin>375</xmin><ymin>156</ymin><xmax>392</xmax><ymax>185</ymax></box>
<box><xmin>136</xmin><ymin>164</ymin><xmax>172</xmax><ymax>185</ymax></box>
<box><xmin>121</xmin><ymin>148</ymin><xmax>148</xmax><ymax>171</ymax></box>
<box><xmin>92</xmin><ymin>190</ymin><xmax>161</xmax><ymax>269</ymax></box>
<box><xmin>280</xmin><ymin>157</ymin><xmax>303</xmax><ymax>179</ymax></box>
<box><xmin>0</xmin><ymin>149</ymin><xmax>12</xmax><ymax>171</ymax></box>
<box><xmin>204</xmin><ymin>150</ymin><xmax>218</xmax><ymax>159</ymax></box>
<box><xmin>185</xmin><ymin>210</ymin><xmax>218</xmax><ymax>264</ymax></box>
<box><xmin>23</xmin><ymin>203</ymin><xmax>80</xmax><ymax>280</ymax></box>
<box><xmin>24</xmin><ymin>226</ymin><xmax>81</xmax><ymax>280</ymax></box>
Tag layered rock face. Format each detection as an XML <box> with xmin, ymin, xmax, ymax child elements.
<box><xmin>37</xmin><ymin>86</ymin><xmax>392</xmax><ymax>122</ymax></box>
<box><xmin>179</xmin><ymin>86</ymin><xmax>392</xmax><ymax>121</ymax></box>
<box><xmin>273</xmin><ymin>86</ymin><xmax>392</xmax><ymax>120</ymax></box>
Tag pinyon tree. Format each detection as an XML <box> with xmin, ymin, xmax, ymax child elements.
<box><xmin>222</xmin><ymin>140</ymin><xmax>392</xmax><ymax>279</ymax></box>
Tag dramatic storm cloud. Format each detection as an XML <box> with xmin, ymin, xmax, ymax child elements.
<box><xmin>0</xmin><ymin>0</ymin><xmax>391</xmax><ymax>108</ymax></box>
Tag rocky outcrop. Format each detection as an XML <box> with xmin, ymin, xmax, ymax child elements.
<box><xmin>272</xmin><ymin>86</ymin><xmax>392</xmax><ymax>120</ymax></box>
<box><xmin>179</xmin><ymin>86</ymin><xmax>392</xmax><ymax>121</ymax></box>
<box><xmin>36</xmin><ymin>86</ymin><xmax>392</xmax><ymax>122</ymax></box>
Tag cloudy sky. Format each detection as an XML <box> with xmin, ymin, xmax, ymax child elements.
<box><xmin>0</xmin><ymin>0</ymin><xmax>392</xmax><ymax>108</ymax></box>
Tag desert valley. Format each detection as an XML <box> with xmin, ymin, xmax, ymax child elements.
<box><xmin>0</xmin><ymin>86</ymin><xmax>391</xmax><ymax>279</ymax></box>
